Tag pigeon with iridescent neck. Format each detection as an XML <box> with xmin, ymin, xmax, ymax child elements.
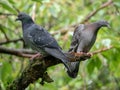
<box><xmin>68</xmin><ymin>20</ymin><xmax>110</xmax><ymax>78</ymax></box>
<box><xmin>16</xmin><ymin>12</ymin><xmax>75</xmax><ymax>78</ymax></box>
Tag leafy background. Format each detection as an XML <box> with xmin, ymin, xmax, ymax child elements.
<box><xmin>0</xmin><ymin>0</ymin><xmax>120</xmax><ymax>90</ymax></box>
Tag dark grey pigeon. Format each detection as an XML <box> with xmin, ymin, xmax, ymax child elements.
<box><xmin>68</xmin><ymin>20</ymin><xmax>110</xmax><ymax>78</ymax></box>
<box><xmin>16</xmin><ymin>12</ymin><xmax>74</xmax><ymax>77</ymax></box>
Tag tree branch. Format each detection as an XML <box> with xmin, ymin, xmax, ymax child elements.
<box><xmin>0</xmin><ymin>45</ymin><xmax>113</xmax><ymax>90</ymax></box>
<box><xmin>0</xmin><ymin>12</ymin><xmax>16</xmax><ymax>16</ymax></box>
<box><xmin>0</xmin><ymin>0</ymin><xmax>113</xmax><ymax>45</ymax></box>
<box><xmin>91</xmin><ymin>46</ymin><xmax>113</xmax><ymax>55</ymax></box>
<box><xmin>0</xmin><ymin>46</ymin><xmax>113</xmax><ymax>61</ymax></box>
<box><xmin>1</xmin><ymin>1</ymin><xmax>114</xmax><ymax>89</ymax></box>
<box><xmin>0</xmin><ymin>46</ymin><xmax>36</xmax><ymax>58</ymax></box>
<box><xmin>0</xmin><ymin>25</ymin><xmax>9</xmax><ymax>41</ymax></box>
<box><xmin>6</xmin><ymin>55</ymin><xmax>59</xmax><ymax>90</ymax></box>
<box><xmin>0</xmin><ymin>38</ymin><xmax>23</xmax><ymax>45</ymax></box>
<box><xmin>81</xmin><ymin>0</ymin><xmax>113</xmax><ymax>23</ymax></box>
<box><xmin>51</xmin><ymin>0</ymin><xmax>113</xmax><ymax>36</ymax></box>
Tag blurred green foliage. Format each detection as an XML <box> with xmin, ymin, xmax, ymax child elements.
<box><xmin>0</xmin><ymin>0</ymin><xmax>120</xmax><ymax>90</ymax></box>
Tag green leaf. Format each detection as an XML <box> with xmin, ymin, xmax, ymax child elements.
<box><xmin>0</xmin><ymin>61</ymin><xmax>12</xmax><ymax>82</ymax></box>
<box><xmin>8</xmin><ymin>0</ymin><xmax>15</xmax><ymax>4</ymax></box>
<box><xmin>87</xmin><ymin>59</ymin><xmax>96</xmax><ymax>75</ymax></box>
<box><xmin>0</xmin><ymin>1</ymin><xmax>16</xmax><ymax>13</ymax></box>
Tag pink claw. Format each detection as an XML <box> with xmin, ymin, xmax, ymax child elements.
<box><xmin>30</xmin><ymin>53</ymin><xmax>42</xmax><ymax>60</ymax></box>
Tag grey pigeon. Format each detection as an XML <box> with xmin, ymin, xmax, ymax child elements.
<box><xmin>16</xmin><ymin>12</ymin><xmax>74</xmax><ymax>77</ymax></box>
<box><xmin>68</xmin><ymin>20</ymin><xmax>110</xmax><ymax>78</ymax></box>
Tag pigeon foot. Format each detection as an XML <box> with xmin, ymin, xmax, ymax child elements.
<box><xmin>30</xmin><ymin>53</ymin><xmax>42</xmax><ymax>60</ymax></box>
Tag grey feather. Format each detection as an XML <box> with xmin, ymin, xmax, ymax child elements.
<box><xmin>16</xmin><ymin>12</ymin><xmax>75</xmax><ymax>77</ymax></box>
<box><xmin>69</xmin><ymin>20</ymin><xmax>110</xmax><ymax>78</ymax></box>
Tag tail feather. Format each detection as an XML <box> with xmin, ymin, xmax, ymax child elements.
<box><xmin>44</xmin><ymin>48</ymin><xmax>74</xmax><ymax>75</ymax></box>
<box><xmin>64</xmin><ymin>52</ymin><xmax>80</xmax><ymax>78</ymax></box>
<box><xmin>67</xmin><ymin>61</ymin><xmax>80</xmax><ymax>78</ymax></box>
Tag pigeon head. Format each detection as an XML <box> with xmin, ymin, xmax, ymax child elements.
<box><xmin>96</xmin><ymin>20</ymin><xmax>110</xmax><ymax>28</ymax></box>
<box><xmin>16</xmin><ymin>12</ymin><xmax>33</xmax><ymax>23</ymax></box>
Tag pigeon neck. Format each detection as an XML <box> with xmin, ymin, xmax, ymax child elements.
<box><xmin>93</xmin><ymin>23</ymin><xmax>102</xmax><ymax>33</ymax></box>
<box><xmin>22</xmin><ymin>20</ymin><xmax>34</xmax><ymax>30</ymax></box>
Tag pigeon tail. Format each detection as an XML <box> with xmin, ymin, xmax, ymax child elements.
<box><xmin>67</xmin><ymin>61</ymin><xmax>80</xmax><ymax>78</ymax></box>
<box><xmin>44</xmin><ymin>48</ymin><xmax>74</xmax><ymax>77</ymax></box>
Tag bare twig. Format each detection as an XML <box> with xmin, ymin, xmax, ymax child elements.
<box><xmin>0</xmin><ymin>46</ymin><xmax>36</xmax><ymax>58</ymax></box>
<box><xmin>51</xmin><ymin>0</ymin><xmax>113</xmax><ymax>35</ymax></box>
<box><xmin>0</xmin><ymin>38</ymin><xmax>23</xmax><ymax>45</ymax></box>
<box><xmin>0</xmin><ymin>0</ymin><xmax>113</xmax><ymax>45</ymax></box>
<box><xmin>0</xmin><ymin>25</ymin><xmax>9</xmax><ymax>41</ymax></box>
<box><xmin>91</xmin><ymin>46</ymin><xmax>113</xmax><ymax>55</ymax></box>
<box><xmin>81</xmin><ymin>0</ymin><xmax>113</xmax><ymax>23</ymax></box>
<box><xmin>0</xmin><ymin>12</ymin><xmax>16</xmax><ymax>16</ymax></box>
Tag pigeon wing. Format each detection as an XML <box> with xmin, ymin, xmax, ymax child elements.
<box><xmin>67</xmin><ymin>24</ymin><xmax>85</xmax><ymax>78</ymax></box>
<box><xmin>69</xmin><ymin>24</ymin><xmax>85</xmax><ymax>52</ymax></box>
<box><xmin>29</xmin><ymin>25</ymin><xmax>74</xmax><ymax>74</ymax></box>
<box><xmin>29</xmin><ymin>25</ymin><xmax>60</xmax><ymax>49</ymax></box>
